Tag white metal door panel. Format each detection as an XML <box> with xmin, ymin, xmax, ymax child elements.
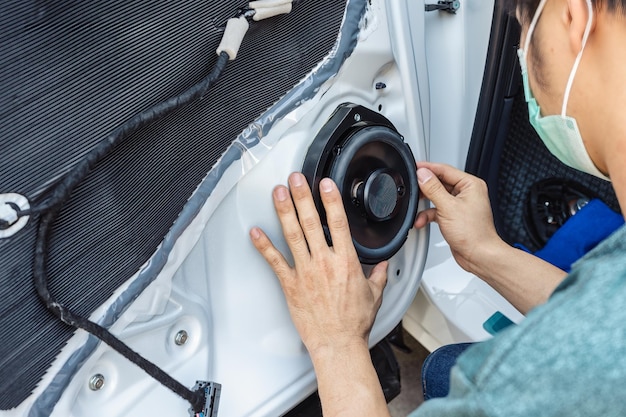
<box><xmin>38</xmin><ymin>1</ymin><xmax>434</xmax><ymax>416</ymax></box>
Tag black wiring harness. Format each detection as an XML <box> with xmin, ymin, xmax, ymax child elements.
<box><xmin>23</xmin><ymin>51</ymin><xmax>230</xmax><ymax>414</ymax></box>
<box><xmin>3</xmin><ymin>2</ymin><xmax>297</xmax><ymax>413</ymax></box>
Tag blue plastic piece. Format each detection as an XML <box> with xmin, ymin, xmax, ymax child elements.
<box><xmin>483</xmin><ymin>311</ymin><xmax>515</xmax><ymax>336</ymax></box>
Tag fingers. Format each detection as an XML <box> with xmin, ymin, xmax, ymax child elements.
<box><xmin>414</xmin><ymin>208</ymin><xmax>437</xmax><ymax>229</ymax></box>
<box><xmin>416</xmin><ymin>162</ymin><xmax>468</xmax><ymax>189</ymax></box>
<box><xmin>368</xmin><ymin>261</ymin><xmax>388</xmax><ymax>297</ymax></box>
<box><xmin>417</xmin><ymin>167</ymin><xmax>455</xmax><ymax>208</ymax></box>
<box><xmin>288</xmin><ymin>173</ymin><xmax>328</xmax><ymax>253</ymax></box>
<box><xmin>272</xmin><ymin>184</ymin><xmax>311</xmax><ymax>261</ymax></box>
<box><xmin>250</xmin><ymin>227</ymin><xmax>294</xmax><ymax>281</ymax></box>
<box><xmin>415</xmin><ymin>163</ymin><xmax>480</xmax><ymax>227</ymax></box>
<box><xmin>267</xmin><ymin>173</ymin><xmax>357</xmax><ymax>264</ymax></box>
<box><xmin>319</xmin><ymin>178</ymin><xmax>357</xmax><ymax>258</ymax></box>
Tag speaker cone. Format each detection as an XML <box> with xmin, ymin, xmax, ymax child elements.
<box><xmin>302</xmin><ymin>103</ymin><xmax>418</xmax><ymax>264</ymax></box>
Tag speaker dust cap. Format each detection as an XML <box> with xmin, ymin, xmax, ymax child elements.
<box><xmin>302</xmin><ymin>103</ymin><xmax>419</xmax><ymax>264</ymax></box>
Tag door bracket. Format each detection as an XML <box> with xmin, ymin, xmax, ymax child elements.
<box><xmin>425</xmin><ymin>1</ymin><xmax>460</xmax><ymax>14</ymax></box>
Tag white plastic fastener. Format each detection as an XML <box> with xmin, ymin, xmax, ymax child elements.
<box><xmin>216</xmin><ymin>16</ymin><xmax>250</xmax><ymax>60</ymax></box>
<box><xmin>0</xmin><ymin>193</ymin><xmax>30</xmax><ymax>238</ymax></box>
<box><xmin>0</xmin><ymin>203</ymin><xmax>18</xmax><ymax>226</ymax></box>
<box><xmin>249</xmin><ymin>0</ymin><xmax>293</xmax><ymax>21</ymax></box>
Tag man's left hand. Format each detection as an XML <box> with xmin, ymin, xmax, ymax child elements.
<box><xmin>249</xmin><ymin>172</ymin><xmax>388</xmax><ymax>356</ymax></box>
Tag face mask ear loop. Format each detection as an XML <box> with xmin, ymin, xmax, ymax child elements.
<box><xmin>562</xmin><ymin>0</ymin><xmax>593</xmax><ymax>116</ymax></box>
<box><xmin>519</xmin><ymin>0</ymin><xmax>546</xmax><ymax>101</ymax></box>
<box><xmin>519</xmin><ymin>0</ymin><xmax>546</xmax><ymax>102</ymax></box>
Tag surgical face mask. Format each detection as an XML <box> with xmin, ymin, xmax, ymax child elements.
<box><xmin>517</xmin><ymin>0</ymin><xmax>609</xmax><ymax>181</ymax></box>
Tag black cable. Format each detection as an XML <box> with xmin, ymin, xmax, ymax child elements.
<box><xmin>32</xmin><ymin>51</ymin><xmax>230</xmax><ymax>414</ymax></box>
<box><xmin>33</xmin><ymin>52</ymin><xmax>229</xmax><ymax>215</ymax></box>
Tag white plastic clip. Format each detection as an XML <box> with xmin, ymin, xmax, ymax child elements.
<box><xmin>216</xmin><ymin>16</ymin><xmax>250</xmax><ymax>60</ymax></box>
<box><xmin>0</xmin><ymin>193</ymin><xmax>30</xmax><ymax>238</ymax></box>
<box><xmin>0</xmin><ymin>203</ymin><xmax>18</xmax><ymax>227</ymax></box>
<box><xmin>249</xmin><ymin>0</ymin><xmax>293</xmax><ymax>21</ymax></box>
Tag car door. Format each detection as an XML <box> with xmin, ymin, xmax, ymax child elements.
<box><xmin>402</xmin><ymin>0</ymin><xmax>523</xmax><ymax>351</ymax></box>
<box><xmin>0</xmin><ymin>0</ymin><xmax>442</xmax><ymax>416</ymax></box>
<box><xmin>406</xmin><ymin>0</ymin><xmax>620</xmax><ymax>354</ymax></box>
<box><xmin>10</xmin><ymin>0</ymin><xmax>603</xmax><ymax>415</ymax></box>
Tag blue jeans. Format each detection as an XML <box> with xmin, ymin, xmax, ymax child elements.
<box><xmin>421</xmin><ymin>343</ymin><xmax>473</xmax><ymax>400</ymax></box>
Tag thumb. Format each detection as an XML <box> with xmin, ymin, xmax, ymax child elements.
<box><xmin>417</xmin><ymin>168</ymin><xmax>452</xmax><ymax>207</ymax></box>
<box><xmin>368</xmin><ymin>261</ymin><xmax>388</xmax><ymax>297</ymax></box>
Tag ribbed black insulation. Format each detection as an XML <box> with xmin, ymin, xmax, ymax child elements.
<box><xmin>0</xmin><ymin>0</ymin><xmax>346</xmax><ymax>408</ymax></box>
<box><xmin>496</xmin><ymin>90</ymin><xmax>620</xmax><ymax>251</ymax></box>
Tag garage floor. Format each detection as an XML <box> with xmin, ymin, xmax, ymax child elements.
<box><xmin>388</xmin><ymin>330</ymin><xmax>430</xmax><ymax>416</ymax></box>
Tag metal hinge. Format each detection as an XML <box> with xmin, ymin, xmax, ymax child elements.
<box><xmin>425</xmin><ymin>0</ymin><xmax>460</xmax><ymax>14</ymax></box>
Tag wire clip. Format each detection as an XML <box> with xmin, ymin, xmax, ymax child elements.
<box><xmin>216</xmin><ymin>0</ymin><xmax>293</xmax><ymax>60</ymax></box>
<box><xmin>216</xmin><ymin>16</ymin><xmax>250</xmax><ymax>60</ymax></box>
<box><xmin>249</xmin><ymin>0</ymin><xmax>293</xmax><ymax>21</ymax></box>
<box><xmin>0</xmin><ymin>203</ymin><xmax>18</xmax><ymax>228</ymax></box>
<box><xmin>0</xmin><ymin>193</ymin><xmax>30</xmax><ymax>238</ymax></box>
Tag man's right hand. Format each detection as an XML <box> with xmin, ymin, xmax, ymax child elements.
<box><xmin>413</xmin><ymin>162</ymin><xmax>567</xmax><ymax>314</ymax></box>
<box><xmin>413</xmin><ymin>162</ymin><xmax>503</xmax><ymax>274</ymax></box>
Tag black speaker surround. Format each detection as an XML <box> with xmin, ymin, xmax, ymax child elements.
<box><xmin>302</xmin><ymin>103</ymin><xmax>419</xmax><ymax>264</ymax></box>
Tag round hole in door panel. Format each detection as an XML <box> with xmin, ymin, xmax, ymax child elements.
<box><xmin>302</xmin><ymin>103</ymin><xmax>419</xmax><ymax>264</ymax></box>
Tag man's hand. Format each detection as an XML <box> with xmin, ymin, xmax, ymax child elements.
<box><xmin>250</xmin><ymin>172</ymin><xmax>391</xmax><ymax>417</ymax></box>
<box><xmin>413</xmin><ymin>162</ymin><xmax>502</xmax><ymax>274</ymax></box>
<box><xmin>414</xmin><ymin>162</ymin><xmax>567</xmax><ymax>313</ymax></box>
<box><xmin>250</xmin><ymin>172</ymin><xmax>388</xmax><ymax>355</ymax></box>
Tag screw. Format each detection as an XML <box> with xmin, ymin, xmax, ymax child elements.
<box><xmin>375</xmin><ymin>82</ymin><xmax>387</xmax><ymax>90</ymax></box>
<box><xmin>353</xmin><ymin>113</ymin><xmax>361</xmax><ymax>122</ymax></box>
<box><xmin>175</xmin><ymin>330</ymin><xmax>189</xmax><ymax>346</ymax></box>
<box><xmin>89</xmin><ymin>374</ymin><xmax>105</xmax><ymax>391</ymax></box>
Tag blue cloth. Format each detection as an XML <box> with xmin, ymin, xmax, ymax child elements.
<box><xmin>520</xmin><ymin>198</ymin><xmax>624</xmax><ymax>272</ymax></box>
<box><xmin>421</xmin><ymin>343</ymin><xmax>472</xmax><ymax>400</ymax></box>
<box><xmin>409</xmin><ymin>224</ymin><xmax>626</xmax><ymax>417</ymax></box>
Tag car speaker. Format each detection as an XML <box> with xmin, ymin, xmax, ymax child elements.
<box><xmin>302</xmin><ymin>103</ymin><xmax>418</xmax><ymax>264</ymax></box>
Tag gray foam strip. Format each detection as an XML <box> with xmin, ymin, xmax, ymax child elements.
<box><xmin>29</xmin><ymin>0</ymin><xmax>366</xmax><ymax>415</ymax></box>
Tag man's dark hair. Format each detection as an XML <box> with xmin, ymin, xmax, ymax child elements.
<box><xmin>507</xmin><ymin>0</ymin><xmax>626</xmax><ymax>25</ymax></box>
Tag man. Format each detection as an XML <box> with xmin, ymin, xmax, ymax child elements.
<box><xmin>249</xmin><ymin>0</ymin><xmax>626</xmax><ymax>415</ymax></box>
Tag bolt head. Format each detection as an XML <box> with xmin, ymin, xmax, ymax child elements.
<box><xmin>353</xmin><ymin>113</ymin><xmax>361</xmax><ymax>122</ymax></box>
<box><xmin>89</xmin><ymin>374</ymin><xmax>105</xmax><ymax>391</ymax></box>
<box><xmin>175</xmin><ymin>330</ymin><xmax>189</xmax><ymax>346</ymax></box>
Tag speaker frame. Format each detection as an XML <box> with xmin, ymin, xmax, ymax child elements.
<box><xmin>302</xmin><ymin>103</ymin><xmax>419</xmax><ymax>264</ymax></box>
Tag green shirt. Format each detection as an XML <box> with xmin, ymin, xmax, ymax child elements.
<box><xmin>410</xmin><ymin>224</ymin><xmax>626</xmax><ymax>417</ymax></box>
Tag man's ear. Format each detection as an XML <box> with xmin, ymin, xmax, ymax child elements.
<box><xmin>564</xmin><ymin>0</ymin><xmax>596</xmax><ymax>52</ymax></box>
